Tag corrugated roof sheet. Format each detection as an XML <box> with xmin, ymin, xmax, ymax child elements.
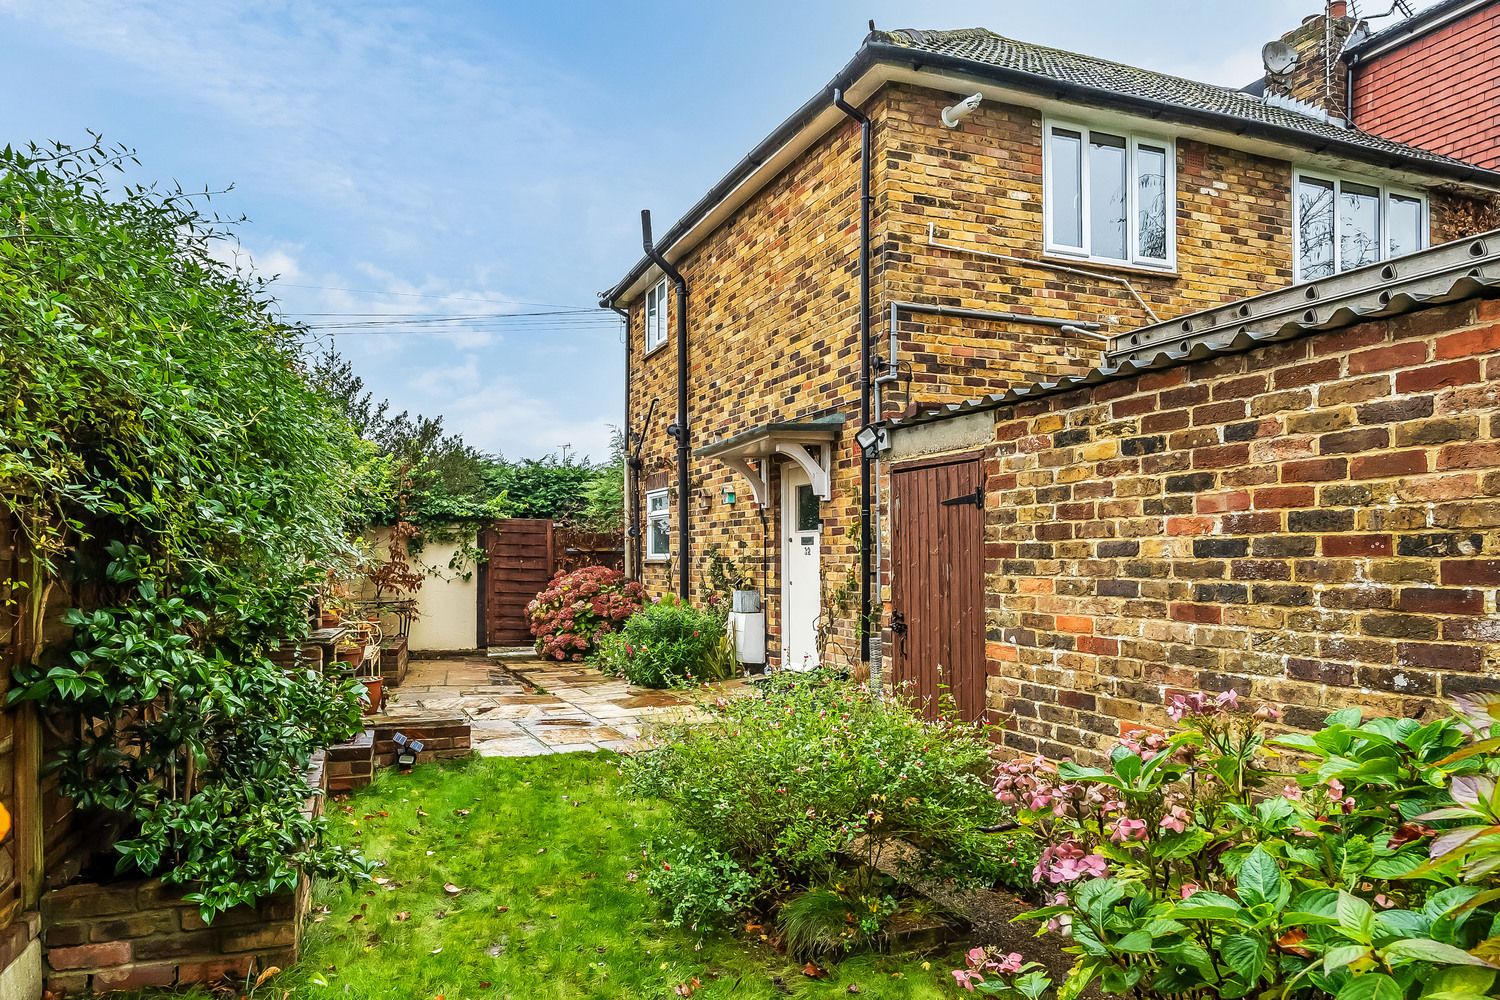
<box><xmin>889</xmin><ymin>230</ymin><xmax>1500</xmax><ymax>430</ymax></box>
<box><xmin>880</xmin><ymin>26</ymin><xmax>1483</xmax><ymax>173</ymax></box>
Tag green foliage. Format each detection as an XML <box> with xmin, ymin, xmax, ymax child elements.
<box><xmin>314</xmin><ymin>350</ymin><xmax>506</xmax><ymax>530</ymax></box>
<box><xmin>0</xmin><ymin>136</ymin><xmax>369</xmax><ymax>916</ymax></box>
<box><xmin>962</xmin><ymin>693</ymin><xmax>1500</xmax><ymax>1000</ymax></box>
<box><xmin>779</xmin><ymin>875</ymin><xmax>900</xmax><ymax>961</ymax></box>
<box><xmin>643</xmin><ymin>837</ymin><xmax>756</xmax><ymax>930</ymax></box>
<box><xmin>578</xmin><ymin>429</ymin><xmax>626</xmax><ymax>533</ymax></box>
<box><xmin>485</xmin><ymin>453</ymin><xmax>600</xmax><ymax>522</ymax></box>
<box><xmin>593</xmin><ymin>596</ymin><xmax>732</xmax><ymax>688</ymax></box>
<box><xmin>623</xmin><ymin>677</ymin><xmax>1008</xmax><ymax>909</ymax></box>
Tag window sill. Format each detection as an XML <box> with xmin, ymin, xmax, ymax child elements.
<box><xmin>644</xmin><ymin>556</ymin><xmax>670</xmax><ymax>564</ymax></box>
<box><xmin>643</xmin><ymin>340</ymin><xmax>670</xmax><ymax>359</ymax></box>
<box><xmin>1041</xmin><ymin>253</ymin><xmax>1180</xmax><ymax>280</ymax></box>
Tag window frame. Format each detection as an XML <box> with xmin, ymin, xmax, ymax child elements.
<box><xmin>1042</xmin><ymin>117</ymin><xmax>1177</xmax><ymax>271</ymax></box>
<box><xmin>644</xmin><ymin>488</ymin><xmax>670</xmax><ymax>561</ymax></box>
<box><xmin>644</xmin><ymin>278</ymin><xmax>669</xmax><ymax>355</ymax></box>
<box><xmin>1291</xmin><ymin>168</ymin><xmax>1427</xmax><ymax>282</ymax></box>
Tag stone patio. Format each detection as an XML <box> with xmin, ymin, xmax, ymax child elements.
<box><xmin>375</xmin><ymin>652</ymin><xmax>753</xmax><ymax>757</ymax></box>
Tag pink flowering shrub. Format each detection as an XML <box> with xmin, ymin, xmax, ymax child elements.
<box><xmin>955</xmin><ymin>692</ymin><xmax>1500</xmax><ymax>999</ymax></box>
<box><xmin>525</xmin><ymin>565</ymin><xmax>643</xmax><ymax>662</ymax></box>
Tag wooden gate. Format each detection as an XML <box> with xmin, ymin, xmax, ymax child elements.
<box><xmin>479</xmin><ymin>519</ymin><xmax>555</xmax><ymax>646</ymax></box>
<box><xmin>889</xmin><ymin>453</ymin><xmax>987</xmax><ymax>723</ymax></box>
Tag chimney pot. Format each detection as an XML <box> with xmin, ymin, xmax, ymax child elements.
<box><xmin>1328</xmin><ymin>1</ymin><xmax>1348</xmax><ymax>18</ymax></box>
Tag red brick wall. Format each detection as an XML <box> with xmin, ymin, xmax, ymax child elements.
<box><xmin>949</xmin><ymin>295</ymin><xmax>1500</xmax><ymax>761</ymax></box>
<box><xmin>1352</xmin><ymin>3</ymin><xmax>1500</xmax><ymax>169</ymax></box>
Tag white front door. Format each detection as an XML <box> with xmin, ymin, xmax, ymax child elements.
<box><xmin>781</xmin><ymin>462</ymin><xmax>822</xmax><ymax>671</ymax></box>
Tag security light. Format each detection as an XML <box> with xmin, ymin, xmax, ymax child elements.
<box><xmin>856</xmin><ymin>425</ymin><xmax>888</xmax><ymax>454</ymax></box>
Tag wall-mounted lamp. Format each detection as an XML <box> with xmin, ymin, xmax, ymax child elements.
<box><xmin>856</xmin><ymin>425</ymin><xmax>889</xmax><ymax>455</ymax></box>
<box><xmin>723</xmin><ymin>485</ymin><xmax>737</xmax><ymax>505</ymax></box>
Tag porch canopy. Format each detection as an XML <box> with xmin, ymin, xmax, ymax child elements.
<box><xmin>694</xmin><ymin>415</ymin><xmax>844</xmax><ymax>507</ymax></box>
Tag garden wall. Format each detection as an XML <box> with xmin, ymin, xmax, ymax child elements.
<box><xmin>40</xmin><ymin>875</ymin><xmax>308</xmax><ymax>994</ymax></box>
<box><xmin>897</xmin><ymin>294</ymin><xmax>1500</xmax><ymax>761</ymax></box>
<box><xmin>362</xmin><ymin>526</ymin><xmax>478</xmax><ymax>653</ymax></box>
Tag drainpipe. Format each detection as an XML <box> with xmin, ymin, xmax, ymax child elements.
<box><xmin>833</xmin><ymin>87</ymin><xmax>873</xmax><ymax>669</ymax></box>
<box><xmin>641</xmin><ymin>209</ymin><xmax>691</xmax><ymax>600</ymax></box>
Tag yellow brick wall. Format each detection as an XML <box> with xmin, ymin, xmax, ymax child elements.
<box><xmin>621</xmin><ymin>79</ymin><xmax>1480</xmax><ymax>669</ymax></box>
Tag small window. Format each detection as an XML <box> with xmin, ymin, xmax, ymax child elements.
<box><xmin>1044</xmin><ymin>119</ymin><xmax>1175</xmax><ymax>269</ymax></box>
<box><xmin>645</xmin><ymin>489</ymin><xmax>670</xmax><ymax>561</ymax></box>
<box><xmin>644</xmin><ymin>279</ymin><xmax>668</xmax><ymax>353</ymax></box>
<box><xmin>1294</xmin><ymin>171</ymin><xmax>1426</xmax><ymax>281</ymax></box>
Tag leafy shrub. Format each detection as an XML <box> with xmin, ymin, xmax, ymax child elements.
<box><xmin>526</xmin><ymin>565</ymin><xmax>643</xmax><ymax>661</ymax></box>
<box><xmin>624</xmin><ymin>678</ymin><xmax>1008</xmax><ymax>905</ymax></box>
<box><xmin>1</xmin><ymin>138</ymin><xmax>373</xmax><ymax>918</ymax></box>
<box><xmin>641</xmin><ymin>837</ymin><xmax>755</xmax><ymax>929</ymax></box>
<box><xmin>592</xmin><ymin>595</ymin><xmax>732</xmax><ymax>687</ymax></box>
<box><xmin>954</xmin><ymin>691</ymin><xmax>1500</xmax><ymax>1000</ymax></box>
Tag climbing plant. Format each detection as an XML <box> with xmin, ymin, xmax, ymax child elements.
<box><xmin>0</xmin><ymin>136</ymin><xmax>371</xmax><ymax>916</ymax></box>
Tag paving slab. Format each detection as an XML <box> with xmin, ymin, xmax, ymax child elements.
<box><xmin>383</xmin><ymin>653</ymin><xmax>751</xmax><ymax>757</ymax></box>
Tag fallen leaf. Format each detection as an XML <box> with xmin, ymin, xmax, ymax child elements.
<box><xmin>802</xmin><ymin>962</ymin><xmax>827</xmax><ymax>979</ymax></box>
<box><xmin>395</xmin><ymin>911</ymin><xmax>411</xmax><ymax>922</ymax></box>
<box><xmin>496</xmin><ymin>905</ymin><xmax>510</xmax><ymax>913</ymax></box>
<box><xmin>477</xmin><ymin>982</ymin><xmax>492</xmax><ymax>990</ymax></box>
<box><xmin>254</xmin><ymin>967</ymin><xmax>281</xmax><ymax>987</ymax></box>
<box><xmin>443</xmin><ymin>882</ymin><xmax>463</xmax><ymax>896</ymax></box>
<box><xmin>430</xmin><ymin>946</ymin><xmax>443</xmax><ymax>955</ymax></box>
<box><xmin>454</xmin><ymin>808</ymin><xmax>471</xmax><ymax>817</ymax></box>
<box><xmin>847</xmin><ymin>986</ymin><xmax>862</xmax><ymax>994</ymax></box>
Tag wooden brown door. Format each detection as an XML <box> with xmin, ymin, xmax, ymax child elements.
<box><xmin>890</xmin><ymin>454</ymin><xmax>986</xmax><ymax>723</ymax></box>
<box><xmin>480</xmin><ymin>519</ymin><xmax>556</xmax><ymax>646</ymax></box>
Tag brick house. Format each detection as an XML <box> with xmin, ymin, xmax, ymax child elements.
<box><xmin>599</xmin><ymin>7</ymin><xmax>1500</xmax><ymax>712</ymax></box>
<box><xmin>1346</xmin><ymin>0</ymin><xmax>1500</xmax><ymax>170</ymax></box>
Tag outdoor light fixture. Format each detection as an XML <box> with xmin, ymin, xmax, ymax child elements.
<box><xmin>392</xmin><ymin>732</ymin><xmax>424</xmax><ymax>770</ymax></box>
<box><xmin>855</xmin><ymin>425</ymin><xmax>888</xmax><ymax>455</ymax></box>
<box><xmin>941</xmin><ymin>92</ymin><xmax>983</xmax><ymax>128</ymax></box>
<box><xmin>723</xmin><ymin>484</ymin><xmax>736</xmax><ymax>505</ymax></box>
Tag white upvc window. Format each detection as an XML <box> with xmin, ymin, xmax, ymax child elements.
<box><xmin>644</xmin><ymin>278</ymin><xmax>669</xmax><ymax>353</ymax></box>
<box><xmin>1044</xmin><ymin>119</ymin><xmax>1175</xmax><ymax>269</ymax></box>
<box><xmin>645</xmin><ymin>489</ymin><xmax>670</xmax><ymax>561</ymax></box>
<box><xmin>1293</xmin><ymin>170</ymin><xmax>1427</xmax><ymax>281</ymax></box>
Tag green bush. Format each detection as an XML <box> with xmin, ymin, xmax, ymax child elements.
<box><xmin>593</xmin><ymin>596</ymin><xmax>733</xmax><ymax>688</ymax></box>
<box><xmin>623</xmin><ymin>676</ymin><xmax>1010</xmax><ymax>906</ymax></box>
<box><xmin>641</xmin><ymin>837</ymin><xmax>755</xmax><ymax>930</ymax></box>
<box><xmin>1</xmin><ymin>137</ymin><xmax>371</xmax><ymax>918</ymax></box>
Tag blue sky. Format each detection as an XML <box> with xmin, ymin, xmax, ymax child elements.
<box><xmin>0</xmin><ymin>1</ymin><xmax>1433</xmax><ymax>460</ymax></box>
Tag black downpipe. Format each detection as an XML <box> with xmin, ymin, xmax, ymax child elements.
<box><xmin>833</xmin><ymin>88</ymin><xmax>872</xmax><ymax>666</ymax></box>
<box><xmin>641</xmin><ymin>209</ymin><xmax>691</xmax><ymax>600</ymax></box>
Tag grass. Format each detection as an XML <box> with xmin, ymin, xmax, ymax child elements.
<box><xmin>131</xmin><ymin>752</ymin><xmax>966</xmax><ymax>999</ymax></box>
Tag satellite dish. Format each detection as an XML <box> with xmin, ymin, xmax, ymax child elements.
<box><xmin>1262</xmin><ymin>40</ymin><xmax>1299</xmax><ymax>75</ymax></box>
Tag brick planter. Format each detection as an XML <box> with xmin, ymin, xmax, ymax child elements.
<box><xmin>41</xmin><ymin>874</ymin><xmax>308</xmax><ymax>995</ymax></box>
<box><xmin>380</xmin><ymin>635</ymin><xmax>409</xmax><ymax>688</ymax></box>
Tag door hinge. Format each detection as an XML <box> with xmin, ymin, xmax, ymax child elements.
<box><xmin>941</xmin><ymin>486</ymin><xmax>983</xmax><ymax>509</ymax></box>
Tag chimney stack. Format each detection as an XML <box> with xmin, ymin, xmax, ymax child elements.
<box><xmin>1261</xmin><ymin>2</ymin><xmax>1363</xmax><ymax>123</ymax></box>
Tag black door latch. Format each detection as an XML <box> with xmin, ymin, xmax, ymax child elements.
<box><xmin>941</xmin><ymin>485</ymin><xmax>983</xmax><ymax>508</ymax></box>
<box><xmin>890</xmin><ymin>611</ymin><xmax>908</xmax><ymax>659</ymax></box>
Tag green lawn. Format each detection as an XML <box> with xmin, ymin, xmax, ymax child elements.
<box><xmin>137</xmin><ymin>752</ymin><xmax>966</xmax><ymax>999</ymax></box>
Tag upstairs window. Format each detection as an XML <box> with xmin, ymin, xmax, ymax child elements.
<box><xmin>1044</xmin><ymin>120</ymin><xmax>1174</xmax><ymax>269</ymax></box>
<box><xmin>644</xmin><ymin>278</ymin><xmax>669</xmax><ymax>353</ymax></box>
<box><xmin>1294</xmin><ymin>171</ymin><xmax>1426</xmax><ymax>281</ymax></box>
<box><xmin>645</xmin><ymin>489</ymin><xmax>670</xmax><ymax>561</ymax></box>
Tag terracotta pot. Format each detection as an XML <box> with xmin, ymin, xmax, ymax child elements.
<box><xmin>360</xmin><ymin>675</ymin><xmax>383</xmax><ymax>715</ymax></box>
<box><xmin>336</xmin><ymin>645</ymin><xmax>364</xmax><ymax>668</ymax></box>
<box><xmin>319</xmin><ymin>612</ymin><xmax>342</xmax><ymax>629</ymax></box>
